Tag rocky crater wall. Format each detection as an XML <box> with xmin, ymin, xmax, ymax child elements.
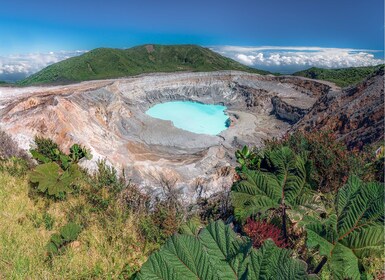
<box><xmin>0</xmin><ymin>71</ymin><xmax>332</xmax><ymax>200</ymax></box>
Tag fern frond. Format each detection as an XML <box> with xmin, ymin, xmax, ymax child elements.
<box><xmin>306</xmin><ymin>176</ymin><xmax>384</xmax><ymax>279</ymax></box>
<box><xmin>135</xmin><ymin>221</ymin><xmax>314</xmax><ymax>279</ymax></box>
<box><xmin>231</xmin><ymin>146</ymin><xmax>314</xmax><ymax>222</ymax></box>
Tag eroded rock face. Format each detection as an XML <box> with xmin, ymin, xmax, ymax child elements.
<box><xmin>0</xmin><ymin>71</ymin><xmax>330</xmax><ymax>200</ymax></box>
<box><xmin>293</xmin><ymin>68</ymin><xmax>384</xmax><ymax>150</ymax></box>
<box><xmin>271</xmin><ymin>96</ymin><xmax>309</xmax><ymax>124</ymax></box>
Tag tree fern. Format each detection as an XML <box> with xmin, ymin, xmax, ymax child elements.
<box><xmin>232</xmin><ymin>146</ymin><xmax>315</xmax><ymax>237</ymax></box>
<box><xmin>306</xmin><ymin>176</ymin><xmax>384</xmax><ymax>279</ymax></box>
<box><xmin>135</xmin><ymin>220</ymin><xmax>315</xmax><ymax>279</ymax></box>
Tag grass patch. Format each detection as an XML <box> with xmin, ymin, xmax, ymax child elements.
<box><xmin>0</xmin><ymin>171</ymin><xmax>149</xmax><ymax>279</ymax></box>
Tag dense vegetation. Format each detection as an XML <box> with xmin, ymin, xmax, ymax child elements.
<box><xmin>19</xmin><ymin>45</ymin><xmax>269</xmax><ymax>86</ymax></box>
<box><xmin>136</xmin><ymin>132</ymin><xmax>384</xmax><ymax>279</ymax></box>
<box><xmin>293</xmin><ymin>64</ymin><xmax>384</xmax><ymax>87</ymax></box>
<box><xmin>0</xmin><ymin>130</ymin><xmax>383</xmax><ymax>279</ymax></box>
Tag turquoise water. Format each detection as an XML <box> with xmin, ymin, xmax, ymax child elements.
<box><xmin>146</xmin><ymin>101</ymin><xmax>229</xmax><ymax>135</ymax></box>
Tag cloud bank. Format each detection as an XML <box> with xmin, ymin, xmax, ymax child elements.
<box><xmin>0</xmin><ymin>46</ymin><xmax>383</xmax><ymax>82</ymax></box>
<box><xmin>211</xmin><ymin>46</ymin><xmax>384</xmax><ymax>73</ymax></box>
<box><xmin>0</xmin><ymin>50</ymin><xmax>86</xmax><ymax>82</ymax></box>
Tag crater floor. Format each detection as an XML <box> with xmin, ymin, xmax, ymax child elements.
<box><xmin>0</xmin><ymin>71</ymin><xmax>332</xmax><ymax>199</ymax></box>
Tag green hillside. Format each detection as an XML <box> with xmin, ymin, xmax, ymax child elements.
<box><xmin>19</xmin><ymin>45</ymin><xmax>268</xmax><ymax>86</ymax></box>
<box><xmin>293</xmin><ymin>64</ymin><xmax>384</xmax><ymax>87</ymax></box>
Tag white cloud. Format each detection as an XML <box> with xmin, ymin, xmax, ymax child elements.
<box><xmin>0</xmin><ymin>50</ymin><xmax>87</xmax><ymax>81</ymax></box>
<box><xmin>211</xmin><ymin>46</ymin><xmax>384</xmax><ymax>72</ymax></box>
<box><xmin>0</xmin><ymin>46</ymin><xmax>383</xmax><ymax>81</ymax></box>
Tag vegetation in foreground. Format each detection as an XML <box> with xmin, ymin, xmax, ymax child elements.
<box><xmin>0</xmin><ymin>135</ymin><xmax>186</xmax><ymax>279</ymax></box>
<box><xmin>0</xmin><ymin>130</ymin><xmax>383</xmax><ymax>279</ymax></box>
<box><xmin>19</xmin><ymin>45</ymin><xmax>269</xmax><ymax>86</ymax></box>
<box><xmin>293</xmin><ymin>64</ymin><xmax>384</xmax><ymax>87</ymax></box>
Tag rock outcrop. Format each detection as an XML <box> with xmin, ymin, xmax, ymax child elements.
<box><xmin>292</xmin><ymin>67</ymin><xmax>384</xmax><ymax>149</ymax></box>
<box><xmin>271</xmin><ymin>96</ymin><xmax>309</xmax><ymax>124</ymax></box>
<box><xmin>0</xmin><ymin>71</ymin><xmax>332</xmax><ymax>199</ymax></box>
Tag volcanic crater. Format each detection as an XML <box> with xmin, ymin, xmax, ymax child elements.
<box><xmin>0</xmin><ymin>71</ymin><xmax>334</xmax><ymax>199</ymax></box>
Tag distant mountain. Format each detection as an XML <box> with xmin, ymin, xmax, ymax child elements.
<box><xmin>19</xmin><ymin>45</ymin><xmax>269</xmax><ymax>86</ymax></box>
<box><xmin>293</xmin><ymin>64</ymin><xmax>384</xmax><ymax>87</ymax></box>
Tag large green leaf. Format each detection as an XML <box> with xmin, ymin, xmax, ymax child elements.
<box><xmin>30</xmin><ymin>149</ymin><xmax>52</xmax><ymax>163</ymax></box>
<box><xmin>306</xmin><ymin>176</ymin><xmax>384</xmax><ymax>279</ymax></box>
<box><xmin>135</xmin><ymin>221</ymin><xmax>314</xmax><ymax>280</ymax></box>
<box><xmin>30</xmin><ymin>162</ymin><xmax>61</xmax><ymax>194</ymax></box>
<box><xmin>231</xmin><ymin>170</ymin><xmax>281</xmax><ymax>220</ymax></box>
<box><xmin>30</xmin><ymin>162</ymin><xmax>81</xmax><ymax>198</ymax></box>
<box><xmin>247</xmin><ymin>241</ymin><xmax>313</xmax><ymax>280</ymax></box>
<box><xmin>231</xmin><ymin>146</ymin><xmax>314</xmax><ymax>221</ymax></box>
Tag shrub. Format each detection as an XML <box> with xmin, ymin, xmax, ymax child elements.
<box><xmin>243</xmin><ymin>218</ymin><xmax>287</xmax><ymax>249</ymax></box>
<box><xmin>196</xmin><ymin>189</ymin><xmax>233</xmax><ymax>223</ymax></box>
<box><xmin>31</xmin><ymin>136</ymin><xmax>61</xmax><ymax>163</ymax></box>
<box><xmin>265</xmin><ymin>131</ymin><xmax>355</xmax><ymax>192</ymax></box>
<box><xmin>138</xmin><ymin>199</ymin><xmax>183</xmax><ymax>245</ymax></box>
<box><xmin>86</xmin><ymin>159</ymin><xmax>126</xmax><ymax>211</ymax></box>
<box><xmin>118</xmin><ymin>183</ymin><xmax>150</xmax><ymax>213</ymax></box>
<box><xmin>94</xmin><ymin>159</ymin><xmax>124</xmax><ymax>193</ymax></box>
<box><xmin>30</xmin><ymin>136</ymin><xmax>92</xmax><ymax>170</ymax></box>
<box><xmin>136</xmin><ymin>177</ymin><xmax>185</xmax><ymax>245</ymax></box>
<box><xmin>69</xmin><ymin>143</ymin><xmax>92</xmax><ymax>163</ymax></box>
<box><xmin>138</xmin><ymin>215</ymin><xmax>162</xmax><ymax>245</ymax></box>
<box><xmin>234</xmin><ymin>145</ymin><xmax>261</xmax><ymax>173</ymax></box>
<box><xmin>151</xmin><ymin>200</ymin><xmax>181</xmax><ymax>239</ymax></box>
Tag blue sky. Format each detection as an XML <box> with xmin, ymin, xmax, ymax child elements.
<box><xmin>0</xmin><ymin>0</ymin><xmax>384</xmax><ymax>80</ymax></box>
